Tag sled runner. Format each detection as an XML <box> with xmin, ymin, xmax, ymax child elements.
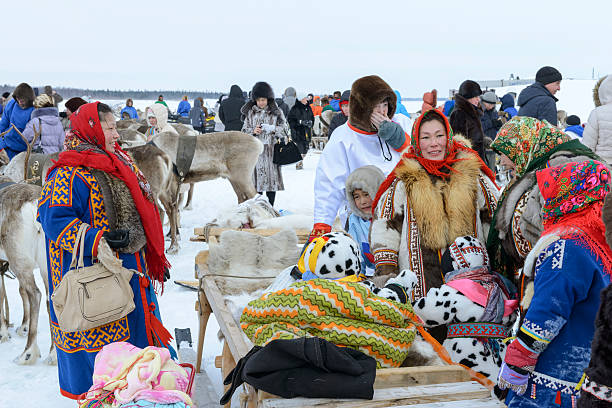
<box><xmin>193</xmin><ymin>236</ymin><xmax>504</xmax><ymax>407</ymax></box>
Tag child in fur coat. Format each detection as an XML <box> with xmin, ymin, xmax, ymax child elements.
<box><xmin>404</xmin><ymin>235</ymin><xmax>518</xmax><ymax>379</ymax></box>
<box><xmin>345</xmin><ymin>165</ymin><xmax>385</xmax><ymax>277</ymax></box>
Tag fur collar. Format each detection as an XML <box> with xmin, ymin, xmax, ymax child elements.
<box><xmin>453</xmin><ymin>94</ymin><xmax>482</xmax><ymax>120</ymax></box>
<box><xmin>594</xmin><ymin>75</ymin><xmax>612</xmax><ymax>107</ymax></box>
<box><xmin>395</xmin><ymin>148</ymin><xmax>482</xmax><ymax>250</ymax></box>
<box><xmin>90</xmin><ymin>169</ymin><xmax>147</xmax><ymax>254</ymax></box>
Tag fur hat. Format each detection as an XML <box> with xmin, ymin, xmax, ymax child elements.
<box><xmin>441</xmin><ymin>235</ymin><xmax>490</xmax><ymax>273</ymax></box>
<box><xmin>457</xmin><ymin>80</ymin><xmax>482</xmax><ymax>99</ymax></box>
<box><xmin>481</xmin><ymin>91</ymin><xmax>498</xmax><ymax>105</ymax></box>
<box><xmin>345</xmin><ymin>165</ymin><xmax>385</xmax><ymax>219</ymax></box>
<box><xmin>297</xmin><ymin>232</ymin><xmax>362</xmax><ymax>280</ymax></box>
<box><xmin>349</xmin><ymin>75</ymin><xmax>396</xmax><ymax>132</ymax></box>
<box><xmin>64</xmin><ymin>97</ymin><xmax>87</xmax><ymax>114</ymax></box>
<box><xmin>535</xmin><ymin>66</ymin><xmax>562</xmax><ymax>85</ymax></box>
<box><xmin>34</xmin><ymin>94</ymin><xmax>54</xmax><ymax>108</ymax></box>
<box><xmin>566</xmin><ymin>115</ymin><xmax>581</xmax><ymax>126</ymax></box>
<box><xmin>252</xmin><ymin>82</ymin><xmax>274</xmax><ymax>101</ymax></box>
<box><xmin>12</xmin><ymin>83</ymin><xmax>35</xmax><ymax>108</ymax></box>
<box><xmin>593</xmin><ymin>75</ymin><xmax>612</xmax><ymax>107</ymax></box>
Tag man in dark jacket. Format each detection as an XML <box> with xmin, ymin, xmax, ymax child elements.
<box><xmin>288</xmin><ymin>93</ymin><xmax>314</xmax><ymax>167</ymax></box>
<box><xmin>480</xmin><ymin>91</ymin><xmax>502</xmax><ymax>140</ymax></box>
<box><xmin>449</xmin><ymin>80</ymin><xmax>486</xmax><ymax>160</ymax></box>
<box><xmin>517</xmin><ymin>66</ymin><xmax>562</xmax><ymax>125</ymax></box>
<box><xmin>276</xmin><ymin>97</ymin><xmax>290</xmax><ymax>118</ymax></box>
<box><xmin>219</xmin><ymin>84</ymin><xmax>245</xmax><ymax>131</ymax></box>
<box><xmin>328</xmin><ymin>90</ymin><xmax>350</xmax><ymax>137</ymax></box>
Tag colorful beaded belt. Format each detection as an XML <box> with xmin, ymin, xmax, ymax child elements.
<box><xmin>447</xmin><ymin>322</ymin><xmax>510</xmax><ymax>339</ymax></box>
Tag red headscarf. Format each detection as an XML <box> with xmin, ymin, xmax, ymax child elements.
<box><xmin>372</xmin><ymin>109</ymin><xmax>496</xmax><ymax>213</ymax></box>
<box><xmin>48</xmin><ymin>102</ymin><xmax>170</xmax><ymax>285</ymax></box>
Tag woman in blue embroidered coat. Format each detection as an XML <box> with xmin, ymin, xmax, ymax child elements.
<box><xmin>37</xmin><ymin>102</ymin><xmax>172</xmax><ymax>400</ymax></box>
<box><xmin>497</xmin><ymin>160</ymin><xmax>612</xmax><ymax>407</ymax></box>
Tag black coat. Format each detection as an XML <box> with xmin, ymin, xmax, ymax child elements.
<box><xmin>287</xmin><ymin>100</ymin><xmax>314</xmax><ymax>153</ymax></box>
<box><xmin>328</xmin><ymin>112</ymin><xmax>348</xmax><ymax>137</ymax></box>
<box><xmin>481</xmin><ymin>108</ymin><xmax>502</xmax><ymax>140</ymax></box>
<box><xmin>449</xmin><ymin>94</ymin><xmax>485</xmax><ymax>160</ymax></box>
<box><xmin>220</xmin><ymin>337</ymin><xmax>376</xmax><ymax>404</ymax></box>
<box><xmin>219</xmin><ymin>85</ymin><xmax>245</xmax><ymax>131</ymax></box>
<box><xmin>276</xmin><ymin>98</ymin><xmax>289</xmax><ymax>118</ymax></box>
<box><xmin>517</xmin><ymin>82</ymin><xmax>558</xmax><ymax>126</ymax></box>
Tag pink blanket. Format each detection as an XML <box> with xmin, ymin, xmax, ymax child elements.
<box><xmin>83</xmin><ymin>342</ymin><xmax>192</xmax><ymax>407</ymax></box>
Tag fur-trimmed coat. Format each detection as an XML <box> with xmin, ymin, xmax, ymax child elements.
<box><xmin>241</xmin><ymin>101</ymin><xmax>289</xmax><ymax>192</ymax></box>
<box><xmin>583</xmin><ymin>75</ymin><xmax>612</xmax><ymax>164</ymax></box>
<box><xmin>371</xmin><ymin>146</ymin><xmax>499</xmax><ymax>299</ymax></box>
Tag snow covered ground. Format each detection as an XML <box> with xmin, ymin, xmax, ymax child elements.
<box><xmin>0</xmin><ymin>78</ymin><xmax>600</xmax><ymax>407</ymax></box>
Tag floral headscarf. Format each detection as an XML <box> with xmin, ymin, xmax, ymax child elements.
<box><xmin>536</xmin><ymin>160</ymin><xmax>612</xmax><ymax>276</ymax></box>
<box><xmin>537</xmin><ymin>160</ymin><xmax>610</xmax><ymax>225</ymax></box>
<box><xmin>491</xmin><ymin>117</ymin><xmax>571</xmax><ymax>177</ymax></box>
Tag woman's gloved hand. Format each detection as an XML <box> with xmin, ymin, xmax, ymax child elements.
<box><xmin>103</xmin><ymin>229</ymin><xmax>130</xmax><ymax>249</ymax></box>
<box><xmin>497</xmin><ymin>362</ymin><xmax>529</xmax><ymax>395</ymax></box>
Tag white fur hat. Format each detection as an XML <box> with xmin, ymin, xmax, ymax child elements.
<box><xmin>345</xmin><ymin>165</ymin><xmax>385</xmax><ymax>219</ymax></box>
<box><xmin>444</xmin><ymin>235</ymin><xmax>490</xmax><ymax>271</ymax></box>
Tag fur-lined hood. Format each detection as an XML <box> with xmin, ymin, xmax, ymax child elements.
<box><xmin>349</xmin><ymin>75</ymin><xmax>396</xmax><ymax>132</ymax></box>
<box><xmin>394</xmin><ymin>143</ymin><xmax>483</xmax><ymax>250</ymax></box>
<box><xmin>147</xmin><ymin>103</ymin><xmax>169</xmax><ymax>129</ymax></box>
<box><xmin>594</xmin><ymin>75</ymin><xmax>612</xmax><ymax>107</ymax></box>
<box><xmin>345</xmin><ymin>165</ymin><xmax>385</xmax><ymax>219</ymax></box>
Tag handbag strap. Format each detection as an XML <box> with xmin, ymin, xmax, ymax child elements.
<box><xmin>69</xmin><ymin>223</ymin><xmax>91</xmax><ymax>271</ymax></box>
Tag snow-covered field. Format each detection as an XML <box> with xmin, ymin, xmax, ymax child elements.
<box><xmin>0</xmin><ymin>78</ymin><xmax>601</xmax><ymax>407</ymax></box>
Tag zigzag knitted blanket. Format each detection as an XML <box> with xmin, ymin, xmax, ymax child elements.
<box><xmin>240</xmin><ymin>279</ymin><xmax>417</xmax><ymax>367</ymax></box>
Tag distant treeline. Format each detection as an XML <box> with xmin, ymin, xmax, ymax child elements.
<box><xmin>0</xmin><ymin>84</ymin><xmax>222</xmax><ymax>101</ymax></box>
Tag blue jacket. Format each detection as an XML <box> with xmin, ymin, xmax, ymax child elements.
<box><xmin>565</xmin><ymin>124</ymin><xmax>584</xmax><ymax>138</ymax></box>
<box><xmin>347</xmin><ymin>214</ymin><xmax>374</xmax><ymax>276</ymax></box>
<box><xmin>394</xmin><ymin>90</ymin><xmax>411</xmax><ymax>118</ymax></box>
<box><xmin>0</xmin><ymin>99</ymin><xmax>34</xmax><ymax>159</ymax></box>
<box><xmin>517</xmin><ymin>82</ymin><xmax>558</xmax><ymax>125</ymax></box>
<box><xmin>120</xmin><ymin>106</ymin><xmax>138</xmax><ymax>119</ymax></box>
<box><xmin>500</xmin><ymin>93</ymin><xmax>518</xmax><ymax>118</ymax></box>
<box><xmin>443</xmin><ymin>100</ymin><xmax>455</xmax><ymax>117</ymax></box>
<box><xmin>329</xmin><ymin>98</ymin><xmax>340</xmax><ymax>112</ymax></box>
<box><xmin>505</xmin><ymin>238</ymin><xmax>610</xmax><ymax>407</ymax></box>
<box><xmin>177</xmin><ymin>100</ymin><xmax>191</xmax><ymax>117</ymax></box>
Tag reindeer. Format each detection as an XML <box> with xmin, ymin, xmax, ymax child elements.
<box><xmin>151</xmin><ymin>130</ymin><xmax>263</xmax><ymax>203</ymax></box>
<box><xmin>0</xmin><ymin>177</ymin><xmax>54</xmax><ymax>365</ymax></box>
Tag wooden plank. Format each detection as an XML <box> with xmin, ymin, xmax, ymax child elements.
<box><xmin>259</xmin><ymin>381</ymin><xmax>491</xmax><ymax>408</ymax></box>
<box><xmin>221</xmin><ymin>342</ymin><xmax>235</xmax><ymax>408</ymax></box>
<box><xmin>393</xmin><ymin>398</ymin><xmax>506</xmax><ymax>407</ymax></box>
<box><xmin>373</xmin><ymin>366</ymin><xmax>471</xmax><ymax>388</ymax></box>
<box><xmin>201</xmin><ymin>276</ymin><xmax>251</xmax><ymax>360</ymax></box>
<box><xmin>258</xmin><ymin>365</ymin><xmax>472</xmax><ymax>403</ymax></box>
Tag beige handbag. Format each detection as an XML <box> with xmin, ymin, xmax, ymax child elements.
<box><xmin>51</xmin><ymin>223</ymin><xmax>135</xmax><ymax>333</ymax></box>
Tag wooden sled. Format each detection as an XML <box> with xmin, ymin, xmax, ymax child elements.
<box><xmin>191</xmin><ymin>227</ymin><xmax>310</xmax><ymax>245</ymax></box>
<box><xmin>193</xmin><ymin>238</ymin><xmax>505</xmax><ymax>407</ymax></box>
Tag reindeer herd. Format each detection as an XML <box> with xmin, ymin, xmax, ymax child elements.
<box><xmin>0</xmin><ymin>118</ymin><xmax>264</xmax><ymax>366</ymax></box>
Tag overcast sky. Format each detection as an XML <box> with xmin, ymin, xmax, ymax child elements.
<box><xmin>1</xmin><ymin>0</ymin><xmax>609</xmax><ymax>98</ymax></box>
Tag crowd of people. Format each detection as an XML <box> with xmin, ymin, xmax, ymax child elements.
<box><xmin>3</xmin><ymin>65</ymin><xmax>612</xmax><ymax>407</ymax></box>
